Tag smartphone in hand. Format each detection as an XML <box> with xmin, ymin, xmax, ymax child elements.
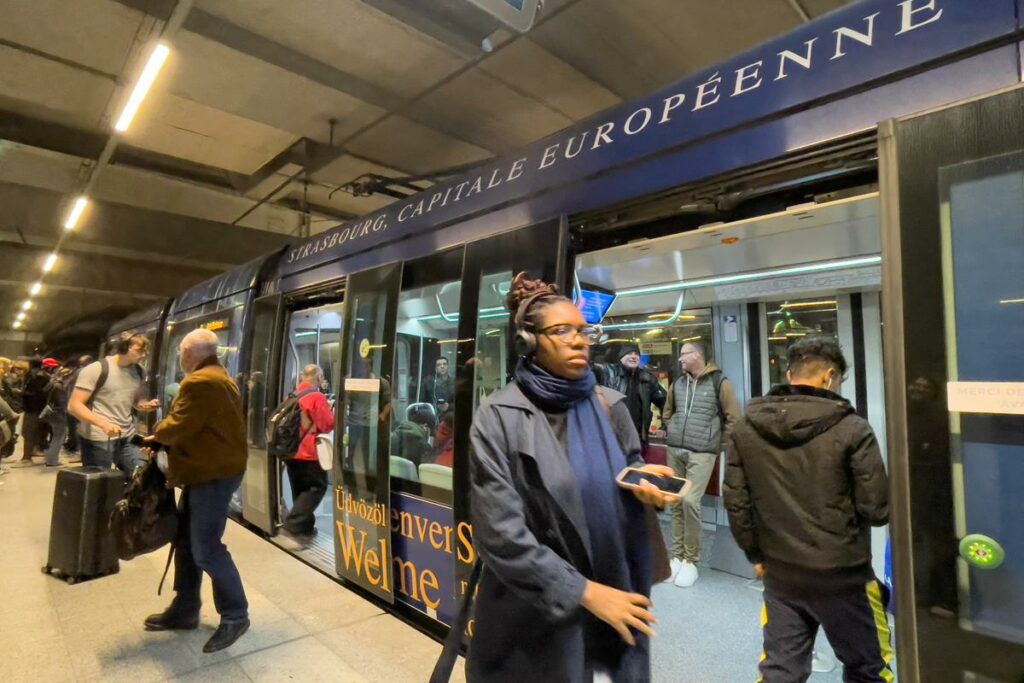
<box><xmin>616</xmin><ymin>467</ymin><xmax>692</xmax><ymax>502</ymax></box>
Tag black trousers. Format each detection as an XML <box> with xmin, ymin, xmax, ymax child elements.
<box><xmin>758</xmin><ymin>577</ymin><xmax>894</xmax><ymax>683</ymax></box>
<box><xmin>21</xmin><ymin>410</ymin><xmax>42</xmax><ymax>460</ymax></box>
<box><xmin>283</xmin><ymin>459</ymin><xmax>328</xmax><ymax>536</ymax></box>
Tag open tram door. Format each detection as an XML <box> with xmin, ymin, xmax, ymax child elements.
<box><xmin>881</xmin><ymin>86</ymin><xmax>1024</xmax><ymax>682</ymax></box>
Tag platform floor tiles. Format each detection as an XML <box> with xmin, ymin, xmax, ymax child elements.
<box><xmin>2</xmin><ymin>462</ymin><xmax>877</xmax><ymax>682</ymax></box>
<box><xmin>0</xmin><ymin>463</ymin><xmax>466</xmax><ymax>683</ymax></box>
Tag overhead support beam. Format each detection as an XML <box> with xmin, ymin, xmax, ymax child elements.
<box><xmin>359</xmin><ymin>0</ymin><xmax>498</xmax><ymax>58</ymax></box>
<box><xmin>0</xmin><ymin>279</ymin><xmax>165</xmax><ymax>301</ymax></box>
<box><xmin>785</xmin><ymin>0</ymin><xmax>812</xmax><ymax>23</ymax></box>
<box><xmin>111</xmin><ymin>0</ymin><xmax>503</xmax><ymax>154</ymax></box>
<box><xmin>0</xmin><ymin>38</ymin><xmax>120</xmax><ymax>83</ymax></box>
<box><xmin>0</xmin><ymin>233</ymin><xmax>232</xmax><ymax>272</ymax></box>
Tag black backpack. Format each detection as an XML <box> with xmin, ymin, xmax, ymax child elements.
<box><xmin>266</xmin><ymin>388</ymin><xmax>316</xmax><ymax>459</ymax></box>
<box><xmin>109</xmin><ymin>458</ymin><xmax>178</xmax><ymax>561</ymax></box>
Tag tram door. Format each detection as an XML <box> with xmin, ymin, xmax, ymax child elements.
<box><xmin>881</xmin><ymin>87</ymin><xmax>1024</xmax><ymax>682</ymax></box>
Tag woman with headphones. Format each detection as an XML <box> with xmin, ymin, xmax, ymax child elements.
<box><xmin>466</xmin><ymin>272</ymin><xmax>676</xmax><ymax>683</ymax></box>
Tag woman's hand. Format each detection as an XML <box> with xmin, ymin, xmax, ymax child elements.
<box><xmin>581</xmin><ymin>580</ymin><xmax>657</xmax><ymax>646</ymax></box>
<box><xmin>630</xmin><ymin>464</ymin><xmax>678</xmax><ymax>508</ymax></box>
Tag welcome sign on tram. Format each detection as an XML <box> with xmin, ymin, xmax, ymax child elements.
<box><xmin>281</xmin><ymin>0</ymin><xmax>1015</xmax><ymax>276</ymax></box>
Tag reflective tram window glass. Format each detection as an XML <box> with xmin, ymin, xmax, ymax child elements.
<box><xmin>765</xmin><ymin>297</ymin><xmax>839</xmax><ymax>387</ymax></box>
<box><xmin>391</xmin><ymin>252</ymin><xmax>464</xmax><ymax>499</ymax></box>
<box><xmin>595</xmin><ymin>293</ymin><xmax>712</xmax><ymax>441</ymax></box>
<box><xmin>472</xmin><ymin>270</ymin><xmax>513</xmax><ymax>412</ymax></box>
<box><xmin>161</xmin><ymin>306</ymin><xmax>244</xmax><ymax>413</ymax></box>
<box><xmin>940</xmin><ymin>151</ymin><xmax>1024</xmax><ymax>644</ymax></box>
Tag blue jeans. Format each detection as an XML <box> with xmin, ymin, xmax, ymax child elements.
<box><xmin>172</xmin><ymin>475</ymin><xmax>248</xmax><ymax>624</ymax></box>
<box><xmin>43</xmin><ymin>413</ymin><xmax>67</xmax><ymax>466</ymax></box>
<box><xmin>80</xmin><ymin>437</ymin><xmax>144</xmax><ymax>475</ymax></box>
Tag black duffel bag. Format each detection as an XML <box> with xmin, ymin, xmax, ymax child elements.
<box><xmin>109</xmin><ymin>458</ymin><xmax>178</xmax><ymax>561</ymax></box>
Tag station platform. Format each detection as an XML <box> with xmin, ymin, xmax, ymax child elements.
<box><xmin>0</xmin><ymin>462</ymin><xmax>465</xmax><ymax>683</ymax></box>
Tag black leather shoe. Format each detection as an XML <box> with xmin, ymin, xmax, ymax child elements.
<box><xmin>203</xmin><ymin>619</ymin><xmax>250</xmax><ymax>653</ymax></box>
<box><xmin>144</xmin><ymin>609</ymin><xmax>199</xmax><ymax>631</ymax></box>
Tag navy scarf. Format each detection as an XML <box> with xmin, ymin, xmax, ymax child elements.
<box><xmin>515</xmin><ymin>359</ymin><xmax>652</xmax><ymax>670</ymax></box>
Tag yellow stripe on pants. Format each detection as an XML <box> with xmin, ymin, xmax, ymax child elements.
<box><xmin>865</xmin><ymin>580</ymin><xmax>895</xmax><ymax>683</ymax></box>
<box><xmin>756</xmin><ymin>603</ymin><xmax>767</xmax><ymax>683</ymax></box>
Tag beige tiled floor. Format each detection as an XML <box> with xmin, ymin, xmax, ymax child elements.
<box><xmin>0</xmin><ymin>463</ymin><xmax>467</xmax><ymax>682</ymax></box>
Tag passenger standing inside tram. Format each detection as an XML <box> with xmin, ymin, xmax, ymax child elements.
<box><xmin>468</xmin><ymin>272</ymin><xmax>676</xmax><ymax>683</ymax></box>
<box><xmin>723</xmin><ymin>337</ymin><xmax>892</xmax><ymax>683</ymax></box>
<box><xmin>661</xmin><ymin>340</ymin><xmax>740</xmax><ymax>587</ymax></box>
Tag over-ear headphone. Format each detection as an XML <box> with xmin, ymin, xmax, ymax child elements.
<box><xmin>115</xmin><ymin>331</ymin><xmax>145</xmax><ymax>355</ymax></box>
<box><xmin>513</xmin><ymin>291</ymin><xmax>549</xmax><ymax>357</ymax></box>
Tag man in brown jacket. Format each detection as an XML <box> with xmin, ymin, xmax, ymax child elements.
<box><xmin>142</xmin><ymin>329</ymin><xmax>250</xmax><ymax>653</ymax></box>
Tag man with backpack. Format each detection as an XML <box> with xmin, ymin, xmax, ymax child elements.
<box><xmin>661</xmin><ymin>340</ymin><xmax>740</xmax><ymax>588</ymax></box>
<box><xmin>68</xmin><ymin>333</ymin><xmax>160</xmax><ymax>473</ymax></box>
<box><xmin>271</xmin><ymin>364</ymin><xmax>335</xmax><ymax>544</ymax></box>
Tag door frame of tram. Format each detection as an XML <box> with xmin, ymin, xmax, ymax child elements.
<box><xmin>881</xmin><ymin>86</ymin><xmax>1024</xmax><ymax>683</ymax></box>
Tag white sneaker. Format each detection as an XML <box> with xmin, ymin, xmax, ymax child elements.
<box><xmin>674</xmin><ymin>560</ymin><xmax>699</xmax><ymax>588</ymax></box>
<box><xmin>664</xmin><ymin>558</ymin><xmax>683</xmax><ymax>583</ymax></box>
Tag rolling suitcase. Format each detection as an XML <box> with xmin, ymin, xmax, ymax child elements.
<box><xmin>43</xmin><ymin>467</ymin><xmax>125</xmax><ymax>584</ymax></box>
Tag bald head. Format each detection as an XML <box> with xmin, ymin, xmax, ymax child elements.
<box><xmin>179</xmin><ymin>329</ymin><xmax>220</xmax><ymax>373</ymax></box>
<box><xmin>302</xmin><ymin>364</ymin><xmax>323</xmax><ymax>385</ymax></box>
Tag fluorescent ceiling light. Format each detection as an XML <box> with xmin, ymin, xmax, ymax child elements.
<box><xmin>12</xmin><ymin>321</ymin><xmax>22</xmax><ymax>329</ymax></box>
<box><xmin>616</xmin><ymin>256</ymin><xmax>882</xmax><ymax>297</ymax></box>
<box><xmin>43</xmin><ymin>253</ymin><xmax>57</xmax><ymax>273</ymax></box>
<box><xmin>780</xmin><ymin>300</ymin><xmax>837</xmax><ymax>309</ymax></box>
<box><xmin>64</xmin><ymin>196</ymin><xmax>88</xmax><ymax>230</ymax></box>
<box><xmin>30</xmin><ymin>282</ymin><xmax>42</xmax><ymax>296</ymax></box>
<box><xmin>21</xmin><ymin>300</ymin><xmax>31</xmax><ymax>311</ymax></box>
<box><xmin>16</xmin><ymin>312</ymin><xmax>26</xmax><ymax>321</ymax></box>
<box><xmin>1000</xmin><ymin>298</ymin><xmax>1024</xmax><ymax>305</ymax></box>
<box><xmin>114</xmin><ymin>42</ymin><xmax>170</xmax><ymax>133</ymax></box>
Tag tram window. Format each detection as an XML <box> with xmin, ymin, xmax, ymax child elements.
<box><xmin>596</xmin><ymin>295</ymin><xmax>713</xmax><ymax>441</ymax></box>
<box><xmin>389</xmin><ymin>250</ymin><xmax>465</xmax><ymax>498</ymax></box>
<box><xmin>765</xmin><ymin>297</ymin><xmax>840</xmax><ymax>387</ymax></box>
<box><xmin>472</xmin><ymin>270</ymin><xmax>513</xmax><ymax>412</ymax></box>
<box><xmin>161</xmin><ymin>306</ymin><xmax>244</xmax><ymax>412</ymax></box>
<box><xmin>282</xmin><ymin>304</ymin><xmax>343</xmax><ymax>402</ymax></box>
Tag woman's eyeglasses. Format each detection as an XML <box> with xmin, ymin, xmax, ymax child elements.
<box><xmin>538</xmin><ymin>324</ymin><xmax>603</xmax><ymax>346</ymax></box>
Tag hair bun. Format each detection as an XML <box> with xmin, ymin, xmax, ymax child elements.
<box><xmin>505</xmin><ymin>272</ymin><xmax>560</xmax><ymax>314</ymax></box>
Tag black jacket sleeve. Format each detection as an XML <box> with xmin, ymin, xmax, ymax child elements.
<box><xmin>723</xmin><ymin>430</ymin><xmax>763</xmax><ymax>564</ymax></box>
<box><xmin>848</xmin><ymin>420</ymin><xmax>889</xmax><ymax>526</ymax></box>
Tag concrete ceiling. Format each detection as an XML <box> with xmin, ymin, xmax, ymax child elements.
<box><xmin>0</xmin><ymin>0</ymin><xmax>854</xmax><ymax>346</ymax></box>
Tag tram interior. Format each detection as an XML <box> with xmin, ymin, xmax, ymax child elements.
<box><xmin>276</xmin><ymin>303</ymin><xmax>344</xmax><ymax>567</ymax></box>
<box><xmin>575</xmin><ymin>193</ymin><xmax>888</xmax><ymax>682</ymax></box>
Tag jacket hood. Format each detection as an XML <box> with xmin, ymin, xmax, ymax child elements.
<box><xmin>745</xmin><ymin>385</ymin><xmax>853</xmax><ymax>447</ymax></box>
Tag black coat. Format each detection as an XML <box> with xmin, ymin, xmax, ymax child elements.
<box><xmin>723</xmin><ymin>385</ymin><xmax>888</xmax><ymax>577</ymax></box>
<box><xmin>468</xmin><ymin>383</ymin><xmax>650</xmax><ymax>683</ymax></box>
<box><xmin>595</xmin><ymin>363</ymin><xmax>666</xmax><ymax>444</ymax></box>
<box><xmin>21</xmin><ymin>368</ymin><xmax>51</xmax><ymax>413</ymax></box>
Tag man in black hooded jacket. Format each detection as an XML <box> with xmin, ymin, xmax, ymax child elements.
<box><xmin>594</xmin><ymin>343</ymin><xmax>666</xmax><ymax>454</ymax></box>
<box><xmin>724</xmin><ymin>337</ymin><xmax>892</xmax><ymax>683</ymax></box>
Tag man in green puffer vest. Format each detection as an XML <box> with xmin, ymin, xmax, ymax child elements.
<box><xmin>662</xmin><ymin>340</ymin><xmax>740</xmax><ymax>588</ymax></box>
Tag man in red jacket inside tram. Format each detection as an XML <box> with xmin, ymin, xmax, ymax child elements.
<box><xmin>283</xmin><ymin>364</ymin><xmax>335</xmax><ymax>546</ymax></box>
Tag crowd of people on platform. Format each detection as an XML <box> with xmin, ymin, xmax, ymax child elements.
<box><xmin>0</xmin><ymin>353</ymin><xmax>95</xmax><ymax>478</ymax></box>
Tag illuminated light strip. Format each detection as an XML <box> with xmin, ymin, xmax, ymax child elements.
<box><xmin>414</xmin><ymin>305</ymin><xmax>506</xmax><ymax>323</ymax></box>
<box><xmin>64</xmin><ymin>196</ymin><xmax>89</xmax><ymax>230</ymax></box>
<box><xmin>30</xmin><ymin>282</ymin><xmax>42</xmax><ymax>296</ymax></box>
<box><xmin>43</xmin><ymin>253</ymin><xmax>57</xmax><ymax>273</ymax></box>
<box><xmin>616</xmin><ymin>256</ymin><xmax>882</xmax><ymax>297</ymax></box>
<box><xmin>780</xmin><ymin>300</ymin><xmax>837</xmax><ymax>309</ymax></box>
<box><xmin>21</xmin><ymin>300</ymin><xmax>31</xmax><ymax>311</ymax></box>
<box><xmin>115</xmin><ymin>43</ymin><xmax>170</xmax><ymax>133</ymax></box>
<box><xmin>12</xmin><ymin>320</ymin><xmax>22</xmax><ymax>329</ymax></box>
<box><xmin>1000</xmin><ymin>298</ymin><xmax>1024</xmax><ymax>305</ymax></box>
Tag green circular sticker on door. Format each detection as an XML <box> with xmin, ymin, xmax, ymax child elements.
<box><xmin>959</xmin><ymin>534</ymin><xmax>1005</xmax><ymax>569</ymax></box>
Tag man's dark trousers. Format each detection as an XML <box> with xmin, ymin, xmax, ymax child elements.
<box><xmin>758</xmin><ymin>575</ymin><xmax>894</xmax><ymax>683</ymax></box>
<box><xmin>171</xmin><ymin>474</ymin><xmax>248</xmax><ymax>624</ymax></box>
<box><xmin>284</xmin><ymin>459</ymin><xmax>328</xmax><ymax>535</ymax></box>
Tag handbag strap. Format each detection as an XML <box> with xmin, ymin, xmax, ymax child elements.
<box><xmin>428</xmin><ymin>560</ymin><xmax>482</xmax><ymax>683</ymax></box>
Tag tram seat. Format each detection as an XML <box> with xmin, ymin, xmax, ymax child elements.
<box><xmin>390</xmin><ymin>456</ymin><xmax>419</xmax><ymax>482</ymax></box>
<box><xmin>418</xmin><ymin>463</ymin><xmax>452</xmax><ymax>491</ymax></box>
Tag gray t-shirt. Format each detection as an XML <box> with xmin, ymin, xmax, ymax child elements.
<box><xmin>74</xmin><ymin>358</ymin><xmax>144</xmax><ymax>441</ymax></box>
